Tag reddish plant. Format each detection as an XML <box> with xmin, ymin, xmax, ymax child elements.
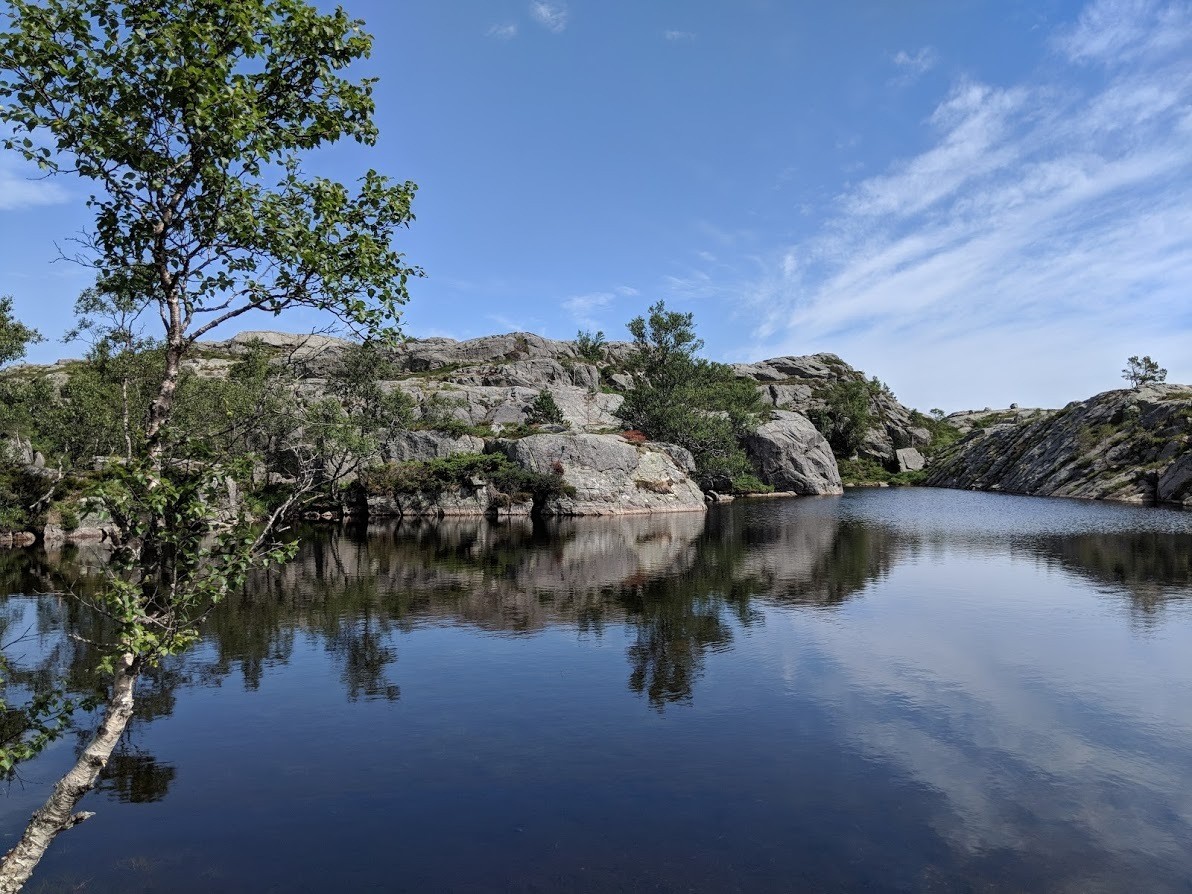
<box><xmin>622</xmin><ymin>429</ymin><xmax>649</xmax><ymax>444</ymax></box>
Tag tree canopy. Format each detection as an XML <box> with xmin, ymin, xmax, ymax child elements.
<box><xmin>617</xmin><ymin>301</ymin><xmax>768</xmax><ymax>490</ymax></box>
<box><xmin>1122</xmin><ymin>355</ymin><xmax>1167</xmax><ymax>387</ymax></box>
<box><xmin>0</xmin><ymin>297</ymin><xmax>42</xmax><ymax>368</ymax></box>
<box><xmin>0</xmin><ymin>1</ymin><xmax>420</xmax><ymax>886</ymax></box>
<box><xmin>0</xmin><ymin>0</ymin><xmax>421</xmax><ymax>447</ymax></box>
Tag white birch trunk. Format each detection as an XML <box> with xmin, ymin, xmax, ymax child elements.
<box><xmin>0</xmin><ymin>653</ymin><xmax>138</xmax><ymax>894</ymax></box>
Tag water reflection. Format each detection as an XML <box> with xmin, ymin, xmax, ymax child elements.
<box><xmin>96</xmin><ymin>750</ymin><xmax>176</xmax><ymax>804</ymax></box>
<box><xmin>4</xmin><ymin>495</ymin><xmax>1190</xmax><ymax>720</ymax></box>
<box><xmin>1</xmin><ymin>491</ymin><xmax>1191</xmax><ymax>893</ymax></box>
<box><xmin>1033</xmin><ymin>530</ymin><xmax>1192</xmax><ymax>612</ymax></box>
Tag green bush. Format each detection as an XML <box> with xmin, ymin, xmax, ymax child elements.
<box><xmin>357</xmin><ymin>453</ymin><xmax>574</xmax><ymax>502</ymax></box>
<box><xmin>57</xmin><ymin>504</ymin><xmax>80</xmax><ymax>532</ymax></box>
<box><xmin>811</xmin><ymin>379</ymin><xmax>872</xmax><ymax>457</ymax></box>
<box><xmin>616</xmin><ymin>301</ymin><xmax>768</xmax><ymax>489</ymax></box>
<box><xmin>575</xmin><ymin>329</ymin><xmax>606</xmax><ymax>363</ymax></box>
<box><xmin>526</xmin><ymin>389</ymin><xmax>565</xmax><ymax>426</ymax></box>
<box><xmin>0</xmin><ymin>467</ymin><xmax>51</xmax><ymax>532</ymax></box>
<box><xmin>729</xmin><ymin>473</ymin><xmax>774</xmax><ymax>495</ymax></box>
<box><xmin>909</xmin><ymin>409</ymin><xmax>962</xmax><ymax>456</ymax></box>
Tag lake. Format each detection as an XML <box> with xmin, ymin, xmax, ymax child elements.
<box><xmin>2</xmin><ymin>489</ymin><xmax>1191</xmax><ymax>893</ymax></box>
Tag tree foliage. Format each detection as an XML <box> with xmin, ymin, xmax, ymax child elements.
<box><xmin>0</xmin><ymin>298</ymin><xmax>42</xmax><ymax>369</ymax></box>
<box><xmin>811</xmin><ymin>379</ymin><xmax>873</xmax><ymax>458</ymax></box>
<box><xmin>574</xmin><ymin>329</ymin><xmax>606</xmax><ymax>362</ymax></box>
<box><xmin>1122</xmin><ymin>355</ymin><xmax>1167</xmax><ymax>387</ymax></box>
<box><xmin>526</xmin><ymin>388</ymin><xmax>565</xmax><ymax>426</ymax></box>
<box><xmin>0</xmin><ymin>0</ymin><xmax>418</xmax><ymax>885</ymax></box>
<box><xmin>0</xmin><ymin>0</ymin><xmax>421</xmax><ymax>448</ymax></box>
<box><xmin>616</xmin><ymin>301</ymin><xmax>767</xmax><ymax>489</ymax></box>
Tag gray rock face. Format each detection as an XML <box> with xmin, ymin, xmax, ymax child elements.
<box><xmin>390</xmin><ymin>332</ymin><xmax>578</xmax><ymax>373</ymax></box>
<box><xmin>495</xmin><ymin>433</ymin><xmax>707</xmax><ymax>516</ymax></box>
<box><xmin>1157</xmin><ymin>452</ymin><xmax>1192</xmax><ymax>507</ymax></box>
<box><xmin>42</xmin><ymin>509</ymin><xmax>119</xmax><ymax>546</ymax></box>
<box><xmin>895</xmin><ymin>447</ymin><xmax>926</xmax><ymax>473</ymax></box>
<box><xmin>733</xmin><ymin>352</ymin><xmax>931</xmax><ymax>467</ymax></box>
<box><xmin>397</xmin><ymin>382</ymin><xmax>623</xmax><ymax>432</ymax></box>
<box><xmin>946</xmin><ymin>406</ymin><xmax>1049</xmax><ymax>435</ymax></box>
<box><xmin>926</xmin><ymin>384</ymin><xmax>1192</xmax><ymax>504</ymax></box>
<box><xmin>446</xmin><ymin>358</ymin><xmax>600</xmax><ymax>391</ymax></box>
<box><xmin>380</xmin><ymin>431</ymin><xmax>486</xmax><ymax>464</ymax></box>
<box><xmin>219</xmin><ymin>330</ymin><xmax>352</xmax><ymax>359</ymax></box>
<box><xmin>741</xmin><ymin>411</ymin><xmax>842</xmax><ymax>495</ymax></box>
<box><xmin>1</xmin><ymin>435</ymin><xmax>34</xmax><ymax>465</ymax></box>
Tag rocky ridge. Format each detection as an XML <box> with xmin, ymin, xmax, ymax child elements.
<box><xmin>3</xmin><ymin>331</ymin><xmax>873</xmax><ymax>533</ymax></box>
<box><xmin>926</xmin><ymin>384</ymin><xmax>1192</xmax><ymax>506</ymax></box>
<box><xmin>198</xmin><ymin>331</ymin><xmax>854</xmax><ymax>510</ymax></box>
<box><xmin>730</xmin><ymin>352</ymin><xmax>933</xmax><ymax>468</ymax></box>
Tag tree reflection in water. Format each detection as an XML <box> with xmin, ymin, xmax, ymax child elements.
<box><xmin>1</xmin><ymin>495</ymin><xmax>1188</xmax><ymax>807</ymax></box>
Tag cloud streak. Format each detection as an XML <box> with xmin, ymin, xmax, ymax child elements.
<box><xmin>486</xmin><ymin>23</ymin><xmax>518</xmax><ymax>40</ymax></box>
<box><xmin>743</xmin><ymin>0</ymin><xmax>1192</xmax><ymax>410</ymax></box>
<box><xmin>0</xmin><ymin>140</ymin><xmax>68</xmax><ymax>211</ymax></box>
<box><xmin>891</xmin><ymin>46</ymin><xmax>937</xmax><ymax>84</ymax></box>
<box><xmin>529</xmin><ymin>1</ymin><xmax>568</xmax><ymax>33</ymax></box>
<box><xmin>562</xmin><ymin>292</ymin><xmax>615</xmax><ymax>329</ymax></box>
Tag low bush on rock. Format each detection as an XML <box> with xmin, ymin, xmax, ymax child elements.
<box><xmin>526</xmin><ymin>389</ymin><xmax>566</xmax><ymax>426</ymax></box>
<box><xmin>616</xmin><ymin>301</ymin><xmax>768</xmax><ymax>490</ymax></box>
<box><xmin>357</xmin><ymin>453</ymin><xmax>573</xmax><ymax>502</ymax></box>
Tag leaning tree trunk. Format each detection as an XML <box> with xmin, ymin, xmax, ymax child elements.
<box><xmin>0</xmin><ymin>653</ymin><xmax>139</xmax><ymax>893</ymax></box>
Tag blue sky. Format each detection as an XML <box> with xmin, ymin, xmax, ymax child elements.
<box><xmin>1</xmin><ymin>0</ymin><xmax>1190</xmax><ymax>411</ymax></box>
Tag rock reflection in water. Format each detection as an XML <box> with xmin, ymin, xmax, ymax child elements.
<box><xmin>2</xmin><ymin>491</ymin><xmax>1191</xmax><ymax>894</ymax></box>
<box><xmin>1031</xmin><ymin>530</ymin><xmax>1192</xmax><ymax>615</ymax></box>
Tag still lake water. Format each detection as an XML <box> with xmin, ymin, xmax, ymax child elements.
<box><xmin>2</xmin><ymin>489</ymin><xmax>1191</xmax><ymax>893</ymax></box>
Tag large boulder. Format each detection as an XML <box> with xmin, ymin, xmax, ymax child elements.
<box><xmin>733</xmin><ymin>352</ymin><xmax>931</xmax><ymax>468</ymax></box>
<box><xmin>895</xmin><ymin>447</ymin><xmax>926</xmax><ymax>473</ymax></box>
<box><xmin>380</xmin><ymin>431</ymin><xmax>486</xmax><ymax>464</ymax></box>
<box><xmin>1</xmin><ymin>435</ymin><xmax>34</xmax><ymax>465</ymax></box>
<box><xmin>741</xmin><ymin>411</ymin><xmax>842</xmax><ymax>495</ymax></box>
<box><xmin>495</xmin><ymin>433</ymin><xmax>706</xmax><ymax>516</ymax></box>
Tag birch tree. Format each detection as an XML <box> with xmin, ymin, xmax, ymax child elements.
<box><xmin>0</xmin><ymin>0</ymin><xmax>419</xmax><ymax>887</ymax></box>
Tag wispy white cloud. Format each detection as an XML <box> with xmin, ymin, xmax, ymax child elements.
<box><xmin>562</xmin><ymin>292</ymin><xmax>615</xmax><ymax>329</ymax></box>
<box><xmin>740</xmin><ymin>0</ymin><xmax>1192</xmax><ymax>410</ymax></box>
<box><xmin>487</xmin><ymin>312</ymin><xmax>536</xmax><ymax>333</ymax></box>
<box><xmin>529</xmin><ymin>1</ymin><xmax>568</xmax><ymax>33</ymax></box>
<box><xmin>664</xmin><ymin>30</ymin><xmax>696</xmax><ymax>42</ymax></box>
<box><xmin>1054</xmin><ymin>0</ymin><xmax>1192</xmax><ymax>65</ymax></box>
<box><xmin>891</xmin><ymin>46</ymin><xmax>938</xmax><ymax>84</ymax></box>
<box><xmin>0</xmin><ymin>154</ymin><xmax>68</xmax><ymax>211</ymax></box>
<box><xmin>486</xmin><ymin>23</ymin><xmax>518</xmax><ymax>40</ymax></box>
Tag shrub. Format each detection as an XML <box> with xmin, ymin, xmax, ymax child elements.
<box><xmin>415</xmin><ymin>393</ymin><xmax>470</xmax><ymax>436</ymax></box>
<box><xmin>575</xmin><ymin>329</ymin><xmax>606</xmax><ymax>363</ymax></box>
<box><xmin>356</xmin><ymin>453</ymin><xmax>573</xmax><ymax>503</ymax></box>
<box><xmin>526</xmin><ymin>389</ymin><xmax>565</xmax><ymax>426</ymax></box>
<box><xmin>634</xmin><ymin>479</ymin><xmax>673</xmax><ymax>494</ymax></box>
<box><xmin>729</xmin><ymin>473</ymin><xmax>774</xmax><ymax>495</ymax></box>
<box><xmin>616</xmin><ymin>301</ymin><xmax>767</xmax><ymax>488</ymax></box>
<box><xmin>811</xmin><ymin>379</ymin><xmax>872</xmax><ymax>457</ymax></box>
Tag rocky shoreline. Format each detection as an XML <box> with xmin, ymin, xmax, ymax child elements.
<box><xmin>928</xmin><ymin>384</ymin><xmax>1192</xmax><ymax>508</ymax></box>
<box><xmin>3</xmin><ymin>331</ymin><xmax>1188</xmax><ymax>548</ymax></box>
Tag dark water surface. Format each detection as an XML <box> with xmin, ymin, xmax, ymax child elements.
<box><xmin>2</xmin><ymin>489</ymin><xmax>1191</xmax><ymax>893</ymax></box>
